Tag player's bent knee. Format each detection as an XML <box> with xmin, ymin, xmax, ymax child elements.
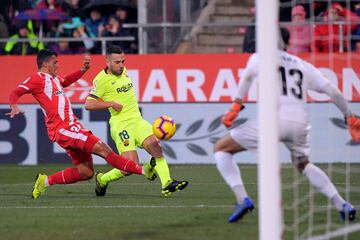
<box><xmin>144</xmin><ymin>136</ymin><xmax>163</xmax><ymax>156</ymax></box>
<box><xmin>92</xmin><ymin>140</ymin><xmax>112</xmax><ymax>157</ymax></box>
<box><xmin>79</xmin><ymin>168</ymin><xmax>94</xmax><ymax>180</ymax></box>
<box><xmin>292</xmin><ymin>155</ymin><xmax>309</xmax><ymax>173</ymax></box>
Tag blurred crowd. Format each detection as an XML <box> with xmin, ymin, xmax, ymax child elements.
<box><xmin>243</xmin><ymin>1</ymin><xmax>360</xmax><ymax>53</ymax></box>
<box><xmin>0</xmin><ymin>0</ymin><xmax>138</xmax><ymax>55</ymax></box>
<box><xmin>1</xmin><ymin>1</ymin><xmax>360</xmax><ymax>55</ymax></box>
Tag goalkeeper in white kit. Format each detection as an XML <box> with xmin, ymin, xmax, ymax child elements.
<box><xmin>214</xmin><ymin>29</ymin><xmax>360</xmax><ymax>223</ymax></box>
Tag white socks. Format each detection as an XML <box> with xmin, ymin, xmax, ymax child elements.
<box><xmin>303</xmin><ymin>163</ymin><xmax>345</xmax><ymax>211</ymax></box>
<box><xmin>214</xmin><ymin>151</ymin><xmax>248</xmax><ymax>204</ymax></box>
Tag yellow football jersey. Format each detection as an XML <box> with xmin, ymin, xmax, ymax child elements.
<box><xmin>89</xmin><ymin>67</ymin><xmax>141</xmax><ymax>122</ymax></box>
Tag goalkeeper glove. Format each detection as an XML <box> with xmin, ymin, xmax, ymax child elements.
<box><xmin>222</xmin><ymin>102</ymin><xmax>244</xmax><ymax>128</ymax></box>
<box><xmin>346</xmin><ymin>115</ymin><xmax>360</xmax><ymax>143</ymax></box>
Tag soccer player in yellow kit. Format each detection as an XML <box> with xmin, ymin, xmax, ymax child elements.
<box><xmin>85</xmin><ymin>45</ymin><xmax>188</xmax><ymax>196</ymax></box>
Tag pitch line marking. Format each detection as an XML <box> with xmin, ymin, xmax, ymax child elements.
<box><xmin>0</xmin><ymin>205</ymin><xmax>234</xmax><ymax>209</ymax></box>
<box><xmin>307</xmin><ymin>223</ymin><xmax>360</xmax><ymax>240</ymax></box>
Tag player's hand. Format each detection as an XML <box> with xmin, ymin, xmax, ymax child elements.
<box><xmin>5</xmin><ymin>105</ymin><xmax>24</xmax><ymax>118</ymax></box>
<box><xmin>221</xmin><ymin>102</ymin><xmax>244</xmax><ymax>128</ymax></box>
<box><xmin>81</xmin><ymin>54</ymin><xmax>91</xmax><ymax>72</ymax></box>
<box><xmin>110</xmin><ymin>101</ymin><xmax>123</xmax><ymax>112</ymax></box>
<box><xmin>347</xmin><ymin>115</ymin><xmax>360</xmax><ymax>143</ymax></box>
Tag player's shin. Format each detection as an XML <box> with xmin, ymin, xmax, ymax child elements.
<box><xmin>303</xmin><ymin>163</ymin><xmax>345</xmax><ymax>211</ymax></box>
<box><xmin>105</xmin><ymin>152</ymin><xmax>143</xmax><ymax>175</ymax></box>
<box><xmin>48</xmin><ymin>167</ymin><xmax>87</xmax><ymax>185</ymax></box>
<box><xmin>100</xmin><ymin>168</ymin><xmax>125</xmax><ymax>186</ymax></box>
<box><xmin>154</xmin><ymin>157</ymin><xmax>171</xmax><ymax>187</ymax></box>
<box><xmin>214</xmin><ymin>151</ymin><xmax>248</xmax><ymax>203</ymax></box>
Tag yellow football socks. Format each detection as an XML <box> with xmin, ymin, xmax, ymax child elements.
<box><xmin>100</xmin><ymin>168</ymin><xmax>125</xmax><ymax>185</ymax></box>
<box><xmin>154</xmin><ymin>157</ymin><xmax>171</xmax><ymax>187</ymax></box>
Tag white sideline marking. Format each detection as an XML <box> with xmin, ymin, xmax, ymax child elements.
<box><xmin>307</xmin><ymin>224</ymin><xmax>360</xmax><ymax>240</ymax></box>
<box><xmin>0</xmin><ymin>205</ymin><xmax>233</xmax><ymax>209</ymax></box>
<box><xmin>1</xmin><ymin>181</ymin><xmax>354</xmax><ymax>187</ymax></box>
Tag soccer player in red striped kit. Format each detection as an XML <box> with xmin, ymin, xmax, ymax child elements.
<box><xmin>6</xmin><ymin>49</ymin><xmax>156</xmax><ymax>199</ymax></box>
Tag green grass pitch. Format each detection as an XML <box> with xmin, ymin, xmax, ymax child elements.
<box><xmin>0</xmin><ymin>164</ymin><xmax>359</xmax><ymax>240</ymax></box>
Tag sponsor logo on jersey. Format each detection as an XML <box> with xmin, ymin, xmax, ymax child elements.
<box><xmin>117</xmin><ymin>83</ymin><xmax>133</xmax><ymax>93</ymax></box>
<box><xmin>54</xmin><ymin>90</ymin><xmax>65</xmax><ymax>96</ymax></box>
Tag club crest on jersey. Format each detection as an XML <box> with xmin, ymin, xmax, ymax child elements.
<box><xmin>123</xmin><ymin>139</ymin><xmax>129</xmax><ymax>146</ymax></box>
<box><xmin>117</xmin><ymin>83</ymin><xmax>133</xmax><ymax>93</ymax></box>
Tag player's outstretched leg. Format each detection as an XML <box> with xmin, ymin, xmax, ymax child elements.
<box><xmin>32</xmin><ymin>167</ymin><xmax>93</xmax><ymax>199</ymax></box>
<box><xmin>228</xmin><ymin>197</ymin><xmax>255</xmax><ymax>223</ymax></box>
<box><xmin>143</xmin><ymin>157</ymin><xmax>157</xmax><ymax>180</ymax></box>
<box><xmin>143</xmin><ymin>136</ymin><xmax>189</xmax><ymax>196</ymax></box>
<box><xmin>340</xmin><ymin>202</ymin><xmax>356</xmax><ymax>221</ymax></box>
<box><xmin>301</xmin><ymin>161</ymin><xmax>356</xmax><ymax>221</ymax></box>
<box><xmin>161</xmin><ymin>179</ymin><xmax>189</xmax><ymax>197</ymax></box>
<box><xmin>95</xmin><ymin>157</ymin><xmax>157</xmax><ymax>197</ymax></box>
<box><xmin>32</xmin><ymin>173</ymin><xmax>47</xmax><ymax>199</ymax></box>
<box><xmin>95</xmin><ymin>171</ymin><xmax>107</xmax><ymax>197</ymax></box>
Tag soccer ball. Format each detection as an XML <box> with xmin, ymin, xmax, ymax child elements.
<box><xmin>152</xmin><ymin>115</ymin><xmax>176</xmax><ymax>140</ymax></box>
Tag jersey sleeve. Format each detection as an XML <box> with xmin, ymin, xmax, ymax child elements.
<box><xmin>237</xmin><ymin>54</ymin><xmax>258</xmax><ymax>99</ymax></box>
<box><xmin>17</xmin><ymin>74</ymin><xmax>42</xmax><ymax>93</ymax></box>
<box><xmin>88</xmin><ymin>77</ymin><xmax>105</xmax><ymax>99</ymax></box>
<box><xmin>305</xmin><ymin>62</ymin><xmax>329</xmax><ymax>92</ymax></box>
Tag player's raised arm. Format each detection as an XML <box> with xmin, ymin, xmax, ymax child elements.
<box><xmin>61</xmin><ymin>54</ymin><xmax>91</xmax><ymax>88</ymax></box>
<box><xmin>221</xmin><ymin>54</ymin><xmax>257</xmax><ymax>128</ymax></box>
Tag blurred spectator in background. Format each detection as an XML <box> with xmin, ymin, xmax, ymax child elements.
<box><xmin>49</xmin><ymin>32</ymin><xmax>73</xmax><ymax>54</ymax></box>
<box><xmin>61</xmin><ymin>0</ymin><xmax>89</xmax><ymax>19</ymax></box>
<box><xmin>351</xmin><ymin>3</ymin><xmax>360</xmax><ymax>52</ymax></box>
<box><xmin>62</xmin><ymin>17</ymin><xmax>94</xmax><ymax>53</ymax></box>
<box><xmin>4</xmin><ymin>20</ymin><xmax>43</xmax><ymax>55</ymax></box>
<box><xmin>313</xmin><ymin>3</ymin><xmax>359</xmax><ymax>52</ymax></box>
<box><xmin>287</xmin><ymin>5</ymin><xmax>311</xmax><ymax>53</ymax></box>
<box><xmin>37</xmin><ymin>0</ymin><xmax>62</xmax><ymax>12</ymax></box>
<box><xmin>115</xmin><ymin>7</ymin><xmax>129</xmax><ymax>23</ymax></box>
<box><xmin>99</xmin><ymin>15</ymin><xmax>137</xmax><ymax>53</ymax></box>
<box><xmin>84</xmin><ymin>9</ymin><xmax>106</xmax><ymax>37</ymax></box>
<box><xmin>0</xmin><ymin>14</ymin><xmax>9</xmax><ymax>53</ymax></box>
<box><xmin>1</xmin><ymin>0</ymin><xmax>32</xmax><ymax>33</ymax></box>
<box><xmin>242</xmin><ymin>18</ymin><xmax>255</xmax><ymax>53</ymax></box>
<box><xmin>115</xmin><ymin>6</ymin><xmax>138</xmax><ymax>43</ymax></box>
<box><xmin>83</xmin><ymin>8</ymin><xmax>106</xmax><ymax>53</ymax></box>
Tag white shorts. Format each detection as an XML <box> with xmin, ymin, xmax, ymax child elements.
<box><xmin>230</xmin><ymin>119</ymin><xmax>310</xmax><ymax>158</ymax></box>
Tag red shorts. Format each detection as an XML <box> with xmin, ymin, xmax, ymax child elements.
<box><xmin>55</xmin><ymin>122</ymin><xmax>100</xmax><ymax>165</ymax></box>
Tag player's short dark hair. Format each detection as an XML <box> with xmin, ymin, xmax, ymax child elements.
<box><xmin>37</xmin><ymin>49</ymin><xmax>57</xmax><ymax>69</ymax></box>
<box><xmin>106</xmin><ymin>45</ymin><xmax>124</xmax><ymax>56</ymax></box>
<box><xmin>280</xmin><ymin>27</ymin><xmax>290</xmax><ymax>46</ymax></box>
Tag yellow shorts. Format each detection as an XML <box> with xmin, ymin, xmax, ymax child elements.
<box><xmin>110</xmin><ymin>117</ymin><xmax>153</xmax><ymax>153</ymax></box>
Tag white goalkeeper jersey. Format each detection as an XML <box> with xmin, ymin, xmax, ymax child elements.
<box><xmin>238</xmin><ymin>50</ymin><xmax>330</xmax><ymax>123</ymax></box>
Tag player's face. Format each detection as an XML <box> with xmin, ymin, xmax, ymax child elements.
<box><xmin>46</xmin><ymin>55</ymin><xmax>59</xmax><ymax>77</ymax></box>
<box><xmin>107</xmin><ymin>53</ymin><xmax>125</xmax><ymax>76</ymax></box>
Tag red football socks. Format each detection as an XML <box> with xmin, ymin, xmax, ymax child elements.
<box><xmin>105</xmin><ymin>152</ymin><xmax>142</xmax><ymax>174</ymax></box>
<box><xmin>48</xmin><ymin>167</ymin><xmax>85</xmax><ymax>185</ymax></box>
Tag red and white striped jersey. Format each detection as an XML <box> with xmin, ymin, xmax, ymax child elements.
<box><xmin>18</xmin><ymin>72</ymin><xmax>78</xmax><ymax>140</ymax></box>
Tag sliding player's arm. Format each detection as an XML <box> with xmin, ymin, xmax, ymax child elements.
<box><xmin>222</xmin><ymin>54</ymin><xmax>257</xmax><ymax>128</ymax></box>
<box><xmin>6</xmin><ymin>75</ymin><xmax>41</xmax><ymax>118</ymax></box>
<box><xmin>6</xmin><ymin>87</ymin><xmax>27</xmax><ymax>118</ymax></box>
